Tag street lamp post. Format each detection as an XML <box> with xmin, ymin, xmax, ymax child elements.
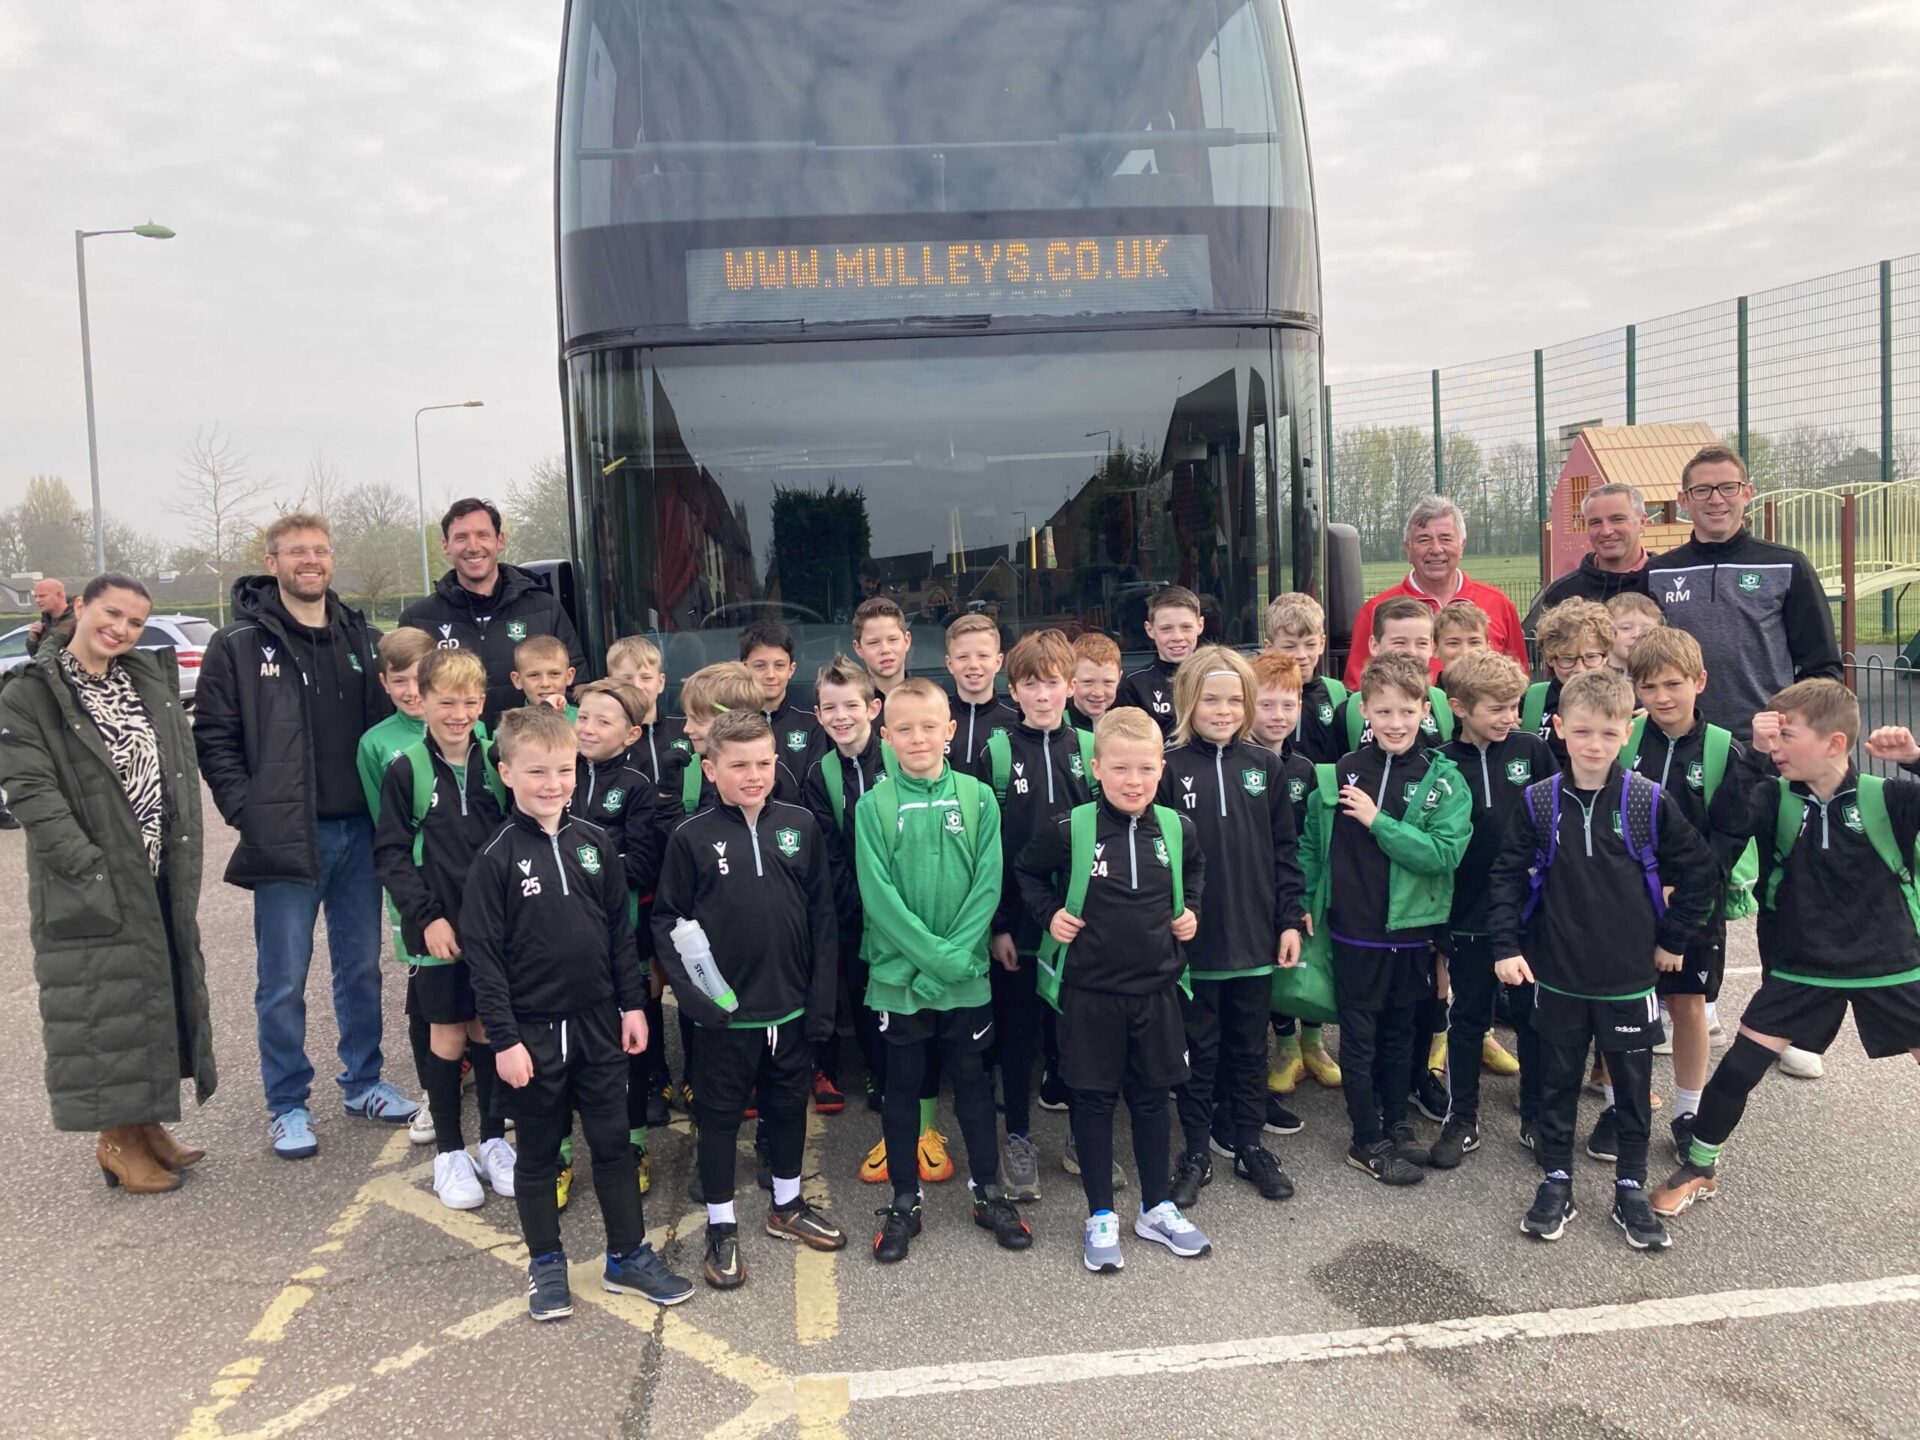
<box><xmin>76</xmin><ymin>222</ymin><xmax>174</xmax><ymax>574</ymax></box>
<box><xmin>413</xmin><ymin>401</ymin><xmax>485</xmax><ymax>594</ymax></box>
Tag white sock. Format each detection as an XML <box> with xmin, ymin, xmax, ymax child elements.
<box><xmin>772</xmin><ymin>1174</ymin><xmax>801</xmax><ymax>1207</ymax></box>
<box><xmin>707</xmin><ymin>1200</ymin><xmax>736</xmax><ymax>1226</ymax></box>
<box><xmin>1602</xmin><ymin>1084</ymin><xmax>1615</xmax><ymax>1106</ymax></box>
<box><xmin>1675</xmin><ymin>1087</ymin><xmax>1702</xmax><ymax>1115</ymax></box>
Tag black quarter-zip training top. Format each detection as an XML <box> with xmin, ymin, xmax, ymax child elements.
<box><xmin>460</xmin><ymin>811</ymin><xmax>647</xmax><ymax>1047</ymax></box>
<box><xmin>1015</xmin><ymin>798</ymin><xmax>1207</xmax><ymax>995</ymax></box>
<box><xmin>1439</xmin><ymin>729</ymin><xmax>1558</xmax><ymax>934</ymax></box>
<box><xmin>978</xmin><ymin>719</ymin><xmax>1096</xmax><ymax>949</ymax></box>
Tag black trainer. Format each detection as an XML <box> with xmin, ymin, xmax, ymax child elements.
<box><xmin>865</xmin><ymin>1077</ymin><xmax>883</xmax><ymax>1113</ymax></box>
<box><xmin>766</xmin><ymin>1197</ymin><xmax>848</xmax><ymax>1251</ymax></box>
<box><xmin>1388</xmin><ymin>1122</ymin><xmax>1432</xmax><ymax>1168</ymax></box>
<box><xmin>1586</xmin><ymin>1106</ymin><xmax>1621</xmax><ymax>1162</ymax></box>
<box><xmin>1429</xmin><ymin>1117</ymin><xmax>1479</xmax><ymax>1170</ymax></box>
<box><xmin>1234</xmin><ymin>1145</ymin><xmax>1295</xmax><ymax>1200</ymax></box>
<box><xmin>1409</xmin><ymin>1069</ymin><xmax>1449</xmax><ymax>1123</ymax></box>
<box><xmin>872</xmin><ymin>1199</ymin><xmax>922</xmax><ymax>1264</ymax></box>
<box><xmin>970</xmin><ymin>1183</ymin><xmax>1034</xmax><ymax>1250</ymax></box>
<box><xmin>1611</xmin><ymin>1186</ymin><xmax>1672</xmax><ymax>1250</ymax></box>
<box><xmin>1037</xmin><ymin>1069</ymin><xmax>1070</xmax><ymax>1113</ymax></box>
<box><xmin>645</xmin><ymin>1085</ymin><xmax>672</xmax><ymax>1130</ymax></box>
<box><xmin>1517</xmin><ymin>1119</ymin><xmax>1536</xmax><ymax>1153</ymax></box>
<box><xmin>1670</xmin><ymin>1112</ymin><xmax>1696</xmax><ymax>1163</ymax></box>
<box><xmin>1263</xmin><ymin>1096</ymin><xmax>1305</xmax><ymax>1136</ymax></box>
<box><xmin>526</xmin><ymin>1250</ymin><xmax>573</xmax><ymax>1320</ymax></box>
<box><xmin>702</xmin><ymin>1223</ymin><xmax>746</xmax><ymax>1289</ymax></box>
<box><xmin>1169</xmin><ymin>1151</ymin><xmax>1213</xmax><ymax>1209</ymax></box>
<box><xmin>1345</xmin><ymin>1138</ymin><xmax>1424</xmax><ymax>1186</ymax></box>
<box><xmin>1521</xmin><ymin>1178</ymin><xmax>1577</xmax><ymax>1241</ymax></box>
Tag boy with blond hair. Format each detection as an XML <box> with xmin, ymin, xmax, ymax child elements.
<box><xmin>860</xmin><ymin>678</ymin><xmax>1031</xmax><ymax>1261</ymax></box>
<box><xmin>606</xmin><ymin>635</ymin><xmax>681</xmax><ymax>781</ymax></box>
<box><xmin>1606</xmin><ymin>593</ymin><xmax>1666</xmax><ymax>673</ymax></box>
<box><xmin>1264</xmin><ymin>592</ymin><xmax>1344</xmax><ymax>766</ymax></box>
<box><xmin>1016</xmin><ymin>707</ymin><xmax>1209</xmax><ymax>1272</ymax></box>
<box><xmin>945</xmin><ymin>613</ymin><xmax>1019</xmax><ymax>776</ymax></box>
<box><xmin>1433</xmin><ymin>650</ymin><xmax>1555</xmax><ymax>1165</ymax></box>
<box><xmin>1433</xmin><ymin>600</ymin><xmax>1490</xmax><ymax>669</ymax></box>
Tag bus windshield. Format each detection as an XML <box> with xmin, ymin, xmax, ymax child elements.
<box><xmin>567</xmin><ymin>326</ymin><xmax>1321</xmax><ymax>678</ymax></box>
<box><xmin>560</xmin><ymin>0</ymin><xmax>1312</xmax><ymax>227</ymax></box>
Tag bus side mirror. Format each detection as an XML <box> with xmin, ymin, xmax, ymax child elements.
<box><xmin>518</xmin><ymin>559</ymin><xmax>580</xmax><ymax>637</ymax></box>
<box><xmin>1324</xmin><ymin>523</ymin><xmax>1364</xmax><ymax>651</ymax></box>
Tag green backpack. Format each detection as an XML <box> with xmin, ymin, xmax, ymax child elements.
<box><xmin>986</xmin><ymin>726</ymin><xmax>1098</xmax><ymax>803</ymax></box>
<box><xmin>1521</xmin><ymin>681</ymin><xmax>1553</xmax><ymax>738</ymax></box>
<box><xmin>1619</xmin><ymin>716</ymin><xmax>1757</xmax><ymax>919</ymax></box>
<box><xmin>1268</xmin><ymin>767</ymin><xmax>1338</xmax><ymax>1024</ymax></box>
<box><xmin>817</xmin><ymin>743</ymin><xmax>900</xmax><ymax>832</ymax></box>
<box><xmin>679</xmin><ymin>752</ymin><xmax>704</xmax><ymax>816</ymax></box>
<box><xmin>1035</xmin><ymin>803</ymin><xmax>1186</xmax><ymax>1009</ymax></box>
<box><xmin>1342</xmin><ymin>685</ymin><xmax>1454</xmax><ymax>750</ymax></box>
<box><xmin>1767</xmin><ymin>775</ymin><xmax>1920</xmax><ymax>931</ymax></box>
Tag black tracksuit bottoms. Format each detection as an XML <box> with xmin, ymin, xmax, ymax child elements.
<box><xmin>503</xmin><ymin>1008</ymin><xmax>644</xmax><ymax>1259</ymax></box>
<box><xmin>1445</xmin><ymin>934</ymin><xmax>1540</xmax><ymax>1125</ymax></box>
<box><xmin>1176</xmin><ymin>973</ymin><xmax>1270</xmax><ymax>1154</ymax></box>
<box><xmin>691</xmin><ymin>1019</ymin><xmax>811</xmax><ymax>1201</ymax></box>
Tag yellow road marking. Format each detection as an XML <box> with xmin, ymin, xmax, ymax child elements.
<box><xmin>794</xmin><ymin>1108</ymin><xmax>840</xmax><ymax>1347</ymax></box>
<box><xmin>794</xmin><ymin>1374</ymin><xmax>853</xmax><ymax>1440</ymax></box>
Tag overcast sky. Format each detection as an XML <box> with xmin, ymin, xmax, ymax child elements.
<box><xmin>2</xmin><ymin>1</ymin><xmax>1916</xmax><ymax>541</ymax></box>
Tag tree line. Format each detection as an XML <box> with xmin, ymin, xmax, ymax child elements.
<box><xmin>1</xmin><ymin>427</ymin><xmax>573</xmax><ymax>624</ymax></box>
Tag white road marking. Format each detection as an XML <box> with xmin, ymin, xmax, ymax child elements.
<box><xmin>808</xmin><ymin>1273</ymin><xmax>1920</xmax><ymax>1402</ymax></box>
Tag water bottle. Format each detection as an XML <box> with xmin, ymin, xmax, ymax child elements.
<box><xmin>669</xmin><ymin>917</ymin><xmax>739</xmax><ymax>1014</ymax></box>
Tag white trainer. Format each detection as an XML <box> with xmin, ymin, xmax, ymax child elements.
<box><xmin>433</xmin><ymin>1149</ymin><xmax>485</xmax><ymax>1210</ymax></box>
<box><xmin>476</xmin><ymin>1137</ymin><xmax>518</xmax><ymax>1197</ymax></box>
<box><xmin>409</xmin><ymin>1101</ymin><xmax>435</xmax><ymax>1145</ymax></box>
<box><xmin>1777</xmin><ymin>1045</ymin><xmax>1825</xmax><ymax>1079</ymax></box>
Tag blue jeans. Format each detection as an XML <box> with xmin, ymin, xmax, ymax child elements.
<box><xmin>253</xmin><ymin>815</ymin><xmax>385</xmax><ymax>1116</ymax></box>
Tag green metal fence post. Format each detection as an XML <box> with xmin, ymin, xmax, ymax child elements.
<box><xmin>1431</xmin><ymin>368</ymin><xmax>1444</xmax><ymax>494</ymax></box>
<box><xmin>1737</xmin><ymin>295</ymin><xmax>1750</xmax><ymax>463</ymax></box>
<box><xmin>1625</xmin><ymin>323</ymin><xmax>1637</xmax><ymax>425</ymax></box>
<box><xmin>1534</xmin><ymin>348</ymin><xmax>1548</xmax><ymax>585</ymax></box>
<box><xmin>1881</xmin><ymin>260</ymin><xmax>1895</xmax><ymax>638</ymax></box>
<box><xmin>1323</xmin><ymin>383</ymin><xmax>1334</xmax><ymax>525</ymax></box>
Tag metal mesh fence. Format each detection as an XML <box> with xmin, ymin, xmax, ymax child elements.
<box><xmin>1325</xmin><ymin>253</ymin><xmax>1920</xmax><ymax>638</ymax></box>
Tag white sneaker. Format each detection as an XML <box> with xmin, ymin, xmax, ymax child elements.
<box><xmin>433</xmin><ymin>1149</ymin><xmax>485</xmax><ymax>1210</ymax></box>
<box><xmin>1706</xmin><ymin>1003</ymin><xmax>1726</xmax><ymax>1043</ymax></box>
<box><xmin>1777</xmin><ymin>1045</ymin><xmax>1825</xmax><ymax>1079</ymax></box>
<box><xmin>1652</xmin><ymin>1020</ymin><xmax>1674</xmax><ymax>1057</ymax></box>
<box><xmin>409</xmin><ymin>1101</ymin><xmax>435</xmax><ymax>1145</ymax></box>
<box><xmin>476</xmin><ymin>1137</ymin><xmax>517</xmax><ymax>1197</ymax></box>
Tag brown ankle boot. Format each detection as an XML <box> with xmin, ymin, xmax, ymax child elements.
<box><xmin>98</xmin><ymin>1127</ymin><xmax>182</xmax><ymax>1194</ymax></box>
<box><xmin>139</xmin><ymin>1123</ymin><xmax>206</xmax><ymax>1171</ymax></box>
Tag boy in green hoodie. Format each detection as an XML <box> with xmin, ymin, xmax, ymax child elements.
<box><xmin>356</xmin><ymin>627</ymin><xmax>438</xmax><ymax>1143</ymax></box>
<box><xmin>855</xmin><ymin>679</ymin><xmax>1033</xmax><ymax>1262</ymax></box>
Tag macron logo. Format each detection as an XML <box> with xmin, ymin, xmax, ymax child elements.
<box><xmin>517</xmin><ymin>859</ymin><xmax>532</xmax><ymax>877</ymax></box>
<box><xmin>1181</xmin><ymin>776</ymin><xmax>1194</xmax><ymax>791</ymax></box>
<box><xmin>713</xmin><ymin>842</ymin><xmax>727</xmax><ymax>857</ymax></box>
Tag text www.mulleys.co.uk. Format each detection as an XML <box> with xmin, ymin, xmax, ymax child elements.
<box><xmin>719</xmin><ymin>238</ymin><xmax>1176</xmax><ymax>292</ymax></box>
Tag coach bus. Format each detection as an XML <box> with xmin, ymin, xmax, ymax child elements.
<box><xmin>554</xmin><ymin>0</ymin><xmax>1325</xmax><ymax>680</ymax></box>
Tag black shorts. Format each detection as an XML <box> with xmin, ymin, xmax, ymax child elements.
<box><xmin>691</xmin><ymin>1018</ymin><xmax>812</xmax><ymax>1126</ymax></box>
<box><xmin>1531</xmin><ymin>986</ymin><xmax>1662</xmax><ymax>1054</ymax></box>
<box><xmin>501</xmin><ymin>1005</ymin><xmax>626</xmax><ymax>1121</ymax></box>
<box><xmin>1332</xmin><ymin>940</ymin><xmax>1433</xmax><ymax>1014</ymax></box>
<box><xmin>1736</xmin><ymin>975</ymin><xmax>1920</xmax><ymax>1060</ymax></box>
<box><xmin>1057</xmin><ymin>987</ymin><xmax>1189</xmax><ymax>1093</ymax></box>
<box><xmin>878</xmin><ymin>1002</ymin><xmax>995</xmax><ymax>1054</ymax></box>
<box><xmin>1657</xmin><ymin>920</ymin><xmax>1727</xmax><ymax>1000</ymax></box>
<box><xmin>405</xmin><ymin>961</ymin><xmax>476</xmax><ymax>1026</ymax></box>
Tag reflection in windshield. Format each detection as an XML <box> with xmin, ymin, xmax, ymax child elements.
<box><xmin>568</xmin><ymin>330</ymin><xmax>1310</xmax><ymax>685</ymax></box>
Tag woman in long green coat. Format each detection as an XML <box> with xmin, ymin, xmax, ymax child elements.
<box><xmin>0</xmin><ymin>573</ymin><xmax>217</xmax><ymax>1193</ymax></box>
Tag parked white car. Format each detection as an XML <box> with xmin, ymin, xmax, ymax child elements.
<box><xmin>0</xmin><ymin>613</ymin><xmax>215</xmax><ymax>705</ymax></box>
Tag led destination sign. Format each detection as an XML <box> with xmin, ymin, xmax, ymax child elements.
<box><xmin>686</xmin><ymin>234</ymin><xmax>1213</xmax><ymax>324</ymax></box>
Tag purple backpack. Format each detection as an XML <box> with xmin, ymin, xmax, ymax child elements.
<box><xmin>1521</xmin><ymin>772</ymin><xmax>1666</xmax><ymax>923</ymax></box>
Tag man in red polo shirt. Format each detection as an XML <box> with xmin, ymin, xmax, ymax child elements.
<box><xmin>1344</xmin><ymin>496</ymin><xmax>1528</xmax><ymax>687</ymax></box>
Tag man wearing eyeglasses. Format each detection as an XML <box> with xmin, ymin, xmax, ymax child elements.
<box><xmin>196</xmin><ymin>512</ymin><xmax>418</xmax><ymax>1160</ymax></box>
<box><xmin>1646</xmin><ymin>445</ymin><xmax>1841</xmax><ymax>741</ymax></box>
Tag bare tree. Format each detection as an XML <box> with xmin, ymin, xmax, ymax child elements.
<box><xmin>294</xmin><ymin>450</ymin><xmax>346</xmax><ymax>521</ymax></box>
<box><xmin>504</xmin><ymin>456</ymin><xmax>573</xmax><ymax>563</ymax></box>
<box><xmin>344</xmin><ymin>523</ymin><xmax>417</xmax><ymax>616</ymax></box>
<box><xmin>177</xmin><ymin>425</ymin><xmax>273</xmax><ymax>625</ymax></box>
<box><xmin>101</xmin><ymin>517</ymin><xmax>168</xmax><ymax>580</ymax></box>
